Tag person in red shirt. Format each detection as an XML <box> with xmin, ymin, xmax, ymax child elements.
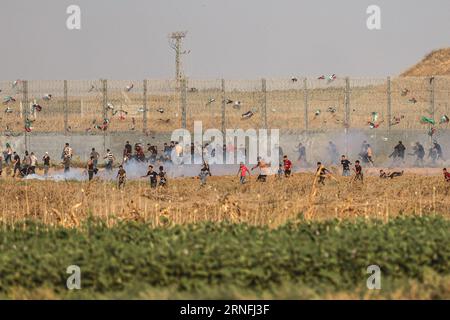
<box><xmin>443</xmin><ymin>168</ymin><xmax>450</xmax><ymax>182</ymax></box>
<box><xmin>353</xmin><ymin>160</ymin><xmax>363</xmax><ymax>183</ymax></box>
<box><xmin>237</xmin><ymin>162</ymin><xmax>250</xmax><ymax>184</ymax></box>
<box><xmin>283</xmin><ymin>155</ymin><xmax>292</xmax><ymax>177</ymax></box>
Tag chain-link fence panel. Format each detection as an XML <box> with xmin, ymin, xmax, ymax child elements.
<box><xmin>434</xmin><ymin>76</ymin><xmax>450</xmax><ymax>133</ymax></box>
<box><xmin>26</xmin><ymin>80</ymin><xmax>65</xmax><ymax>132</ymax></box>
<box><xmin>145</xmin><ymin>79</ymin><xmax>179</xmax><ymax>133</ymax></box>
<box><xmin>307</xmin><ymin>78</ymin><xmax>346</xmax><ymax>130</ymax></box>
<box><xmin>2</xmin><ymin>77</ymin><xmax>450</xmax><ymax>135</ymax></box>
<box><xmin>349</xmin><ymin>78</ymin><xmax>387</xmax><ymax>130</ymax></box>
<box><xmin>0</xmin><ymin>80</ymin><xmax>24</xmax><ymax>134</ymax></box>
<box><xmin>224</xmin><ymin>79</ymin><xmax>263</xmax><ymax>130</ymax></box>
<box><xmin>185</xmin><ymin>79</ymin><xmax>222</xmax><ymax>131</ymax></box>
<box><xmin>66</xmin><ymin>80</ymin><xmax>103</xmax><ymax>133</ymax></box>
<box><xmin>107</xmin><ymin>80</ymin><xmax>144</xmax><ymax>132</ymax></box>
<box><xmin>266</xmin><ymin>78</ymin><xmax>304</xmax><ymax>131</ymax></box>
<box><xmin>390</xmin><ymin>77</ymin><xmax>430</xmax><ymax>130</ymax></box>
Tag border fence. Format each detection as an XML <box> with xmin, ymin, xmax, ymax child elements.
<box><xmin>1</xmin><ymin>76</ymin><xmax>449</xmax><ymax>136</ymax></box>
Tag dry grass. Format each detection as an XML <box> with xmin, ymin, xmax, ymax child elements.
<box><xmin>0</xmin><ymin>169</ymin><xmax>449</xmax><ymax>228</ymax></box>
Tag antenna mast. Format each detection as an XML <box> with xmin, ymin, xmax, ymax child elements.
<box><xmin>169</xmin><ymin>31</ymin><xmax>188</xmax><ymax>84</ymax></box>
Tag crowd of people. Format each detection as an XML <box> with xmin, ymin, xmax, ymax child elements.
<box><xmin>1</xmin><ymin>138</ymin><xmax>449</xmax><ymax>188</ymax></box>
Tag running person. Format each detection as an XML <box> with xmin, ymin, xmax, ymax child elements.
<box><xmin>22</xmin><ymin>151</ymin><xmax>31</xmax><ymax>176</ymax></box>
<box><xmin>283</xmin><ymin>155</ymin><xmax>292</xmax><ymax>177</ymax></box>
<box><xmin>316</xmin><ymin>162</ymin><xmax>331</xmax><ymax>185</ymax></box>
<box><xmin>12</xmin><ymin>152</ymin><xmax>21</xmax><ymax>177</ymax></box>
<box><xmin>104</xmin><ymin>149</ymin><xmax>115</xmax><ymax>171</ymax></box>
<box><xmin>87</xmin><ymin>156</ymin><xmax>95</xmax><ymax>181</ymax></box>
<box><xmin>198</xmin><ymin>162</ymin><xmax>212</xmax><ymax>186</ymax></box>
<box><xmin>443</xmin><ymin>168</ymin><xmax>450</xmax><ymax>182</ymax></box>
<box><xmin>4</xmin><ymin>143</ymin><xmax>13</xmax><ymax>165</ymax></box>
<box><xmin>409</xmin><ymin>142</ymin><xmax>425</xmax><ymax>167</ymax></box>
<box><xmin>42</xmin><ymin>152</ymin><xmax>50</xmax><ymax>176</ymax></box>
<box><xmin>142</xmin><ymin>165</ymin><xmax>158</xmax><ymax>188</ymax></box>
<box><xmin>251</xmin><ymin>157</ymin><xmax>269</xmax><ymax>182</ymax></box>
<box><xmin>366</xmin><ymin>144</ymin><xmax>374</xmax><ymax>166</ymax></box>
<box><xmin>340</xmin><ymin>155</ymin><xmax>351</xmax><ymax>176</ymax></box>
<box><xmin>296</xmin><ymin>143</ymin><xmax>307</xmax><ymax>166</ymax></box>
<box><xmin>389</xmin><ymin>141</ymin><xmax>406</xmax><ymax>165</ymax></box>
<box><xmin>353</xmin><ymin>160</ymin><xmax>363</xmax><ymax>183</ymax></box>
<box><xmin>90</xmin><ymin>148</ymin><xmax>100</xmax><ymax>169</ymax></box>
<box><xmin>237</xmin><ymin>162</ymin><xmax>250</xmax><ymax>184</ymax></box>
<box><xmin>158</xmin><ymin>166</ymin><xmax>167</xmax><ymax>187</ymax></box>
<box><xmin>277</xmin><ymin>164</ymin><xmax>284</xmax><ymax>179</ymax></box>
<box><xmin>29</xmin><ymin>152</ymin><xmax>38</xmax><ymax>174</ymax></box>
<box><xmin>123</xmin><ymin>141</ymin><xmax>132</xmax><ymax>161</ymax></box>
<box><xmin>117</xmin><ymin>165</ymin><xmax>127</xmax><ymax>189</ymax></box>
<box><xmin>199</xmin><ymin>167</ymin><xmax>210</xmax><ymax>186</ymax></box>
<box><xmin>62</xmin><ymin>143</ymin><xmax>73</xmax><ymax>173</ymax></box>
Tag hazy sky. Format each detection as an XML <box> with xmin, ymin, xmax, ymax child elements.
<box><xmin>0</xmin><ymin>0</ymin><xmax>449</xmax><ymax>80</ymax></box>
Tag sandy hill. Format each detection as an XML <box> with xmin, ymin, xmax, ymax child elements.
<box><xmin>401</xmin><ymin>48</ymin><xmax>450</xmax><ymax>77</ymax></box>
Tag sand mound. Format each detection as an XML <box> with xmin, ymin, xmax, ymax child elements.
<box><xmin>401</xmin><ymin>48</ymin><xmax>450</xmax><ymax>77</ymax></box>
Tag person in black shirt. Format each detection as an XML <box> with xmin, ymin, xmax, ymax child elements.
<box><xmin>12</xmin><ymin>152</ymin><xmax>21</xmax><ymax>177</ymax></box>
<box><xmin>124</xmin><ymin>141</ymin><xmax>132</xmax><ymax>160</ymax></box>
<box><xmin>327</xmin><ymin>141</ymin><xmax>339</xmax><ymax>165</ymax></box>
<box><xmin>433</xmin><ymin>141</ymin><xmax>444</xmax><ymax>161</ymax></box>
<box><xmin>389</xmin><ymin>141</ymin><xmax>406</xmax><ymax>165</ymax></box>
<box><xmin>340</xmin><ymin>155</ymin><xmax>352</xmax><ymax>176</ymax></box>
<box><xmin>87</xmin><ymin>156</ymin><xmax>95</xmax><ymax>181</ymax></box>
<box><xmin>296</xmin><ymin>142</ymin><xmax>309</xmax><ymax>167</ymax></box>
<box><xmin>223</xmin><ymin>144</ymin><xmax>227</xmax><ymax>163</ymax></box>
<box><xmin>409</xmin><ymin>142</ymin><xmax>425</xmax><ymax>167</ymax></box>
<box><xmin>22</xmin><ymin>151</ymin><xmax>31</xmax><ymax>176</ymax></box>
<box><xmin>158</xmin><ymin>166</ymin><xmax>167</xmax><ymax>187</ymax></box>
<box><xmin>190</xmin><ymin>142</ymin><xmax>195</xmax><ymax>164</ymax></box>
<box><xmin>142</xmin><ymin>165</ymin><xmax>158</xmax><ymax>188</ymax></box>
<box><xmin>42</xmin><ymin>152</ymin><xmax>50</xmax><ymax>176</ymax></box>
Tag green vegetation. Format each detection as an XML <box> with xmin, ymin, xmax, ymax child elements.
<box><xmin>0</xmin><ymin>216</ymin><xmax>449</xmax><ymax>299</ymax></box>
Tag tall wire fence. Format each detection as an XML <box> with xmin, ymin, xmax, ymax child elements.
<box><xmin>1</xmin><ymin>76</ymin><xmax>449</xmax><ymax>135</ymax></box>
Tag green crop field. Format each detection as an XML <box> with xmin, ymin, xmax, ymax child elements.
<box><xmin>1</xmin><ymin>215</ymin><xmax>449</xmax><ymax>299</ymax></box>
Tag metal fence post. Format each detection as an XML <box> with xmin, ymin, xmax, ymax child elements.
<box><xmin>303</xmin><ymin>78</ymin><xmax>308</xmax><ymax>131</ymax></box>
<box><xmin>344</xmin><ymin>77</ymin><xmax>350</xmax><ymax>155</ymax></box>
<box><xmin>430</xmin><ymin>76</ymin><xmax>435</xmax><ymax>120</ymax></box>
<box><xmin>387</xmin><ymin>76</ymin><xmax>392</xmax><ymax>131</ymax></box>
<box><xmin>180</xmin><ymin>78</ymin><xmax>187</xmax><ymax>129</ymax></box>
<box><xmin>102</xmin><ymin>79</ymin><xmax>108</xmax><ymax>120</ymax></box>
<box><xmin>429</xmin><ymin>76</ymin><xmax>435</xmax><ymax>143</ymax></box>
<box><xmin>64</xmin><ymin>80</ymin><xmax>68</xmax><ymax>135</ymax></box>
<box><xmin>221</xmin><ymin>79</ymin><xmax>225</xmax><ymax>134</ymax></box>
<box><xmin>261</xmin><ymin>78</ymin><xmax>267</xmax><ymax>129</ymax></box>
<box><xmin>102</xmin><ymin>79</ymin><xmax>107</xmax><ymax>152</ymax></box>
<box><xmin>22</xmin><ymin>80</ymin><xmax>29</xmax><ymax>151</ymax></box>
<box><xmin>344</xmin><ymin>77</ymin><xmax>350</xmax><ymax>128</ymax></box>
<box><xmin>143</xmin><ymin>79</ymin><xmax>148</xmax><ymax>133</ymax></box>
